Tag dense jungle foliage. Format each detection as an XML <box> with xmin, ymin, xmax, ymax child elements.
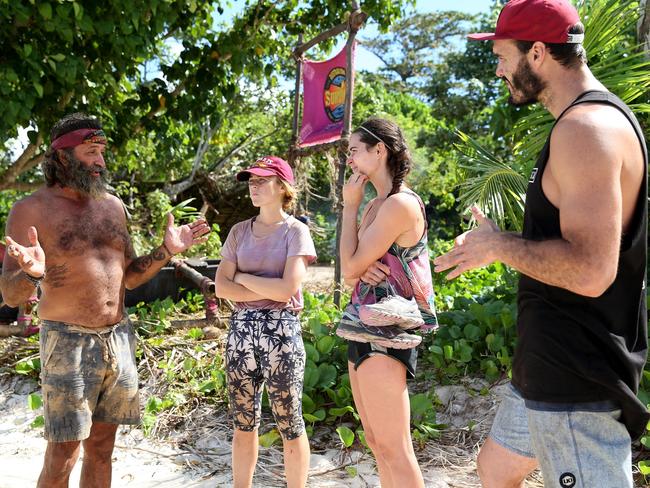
<box><xmin>2</xmin><ymin>0</ymin><xmax>650</xmax><ymax>480</ymax></box>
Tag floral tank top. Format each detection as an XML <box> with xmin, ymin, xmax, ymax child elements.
<box><xmin>343</xmin><ymin>189</ymin><xmax>438</xmax><ymax>332</ymax></box>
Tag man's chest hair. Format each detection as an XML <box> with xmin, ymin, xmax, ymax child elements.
<box><xmin>40</xmin><ymin>203</ymin><xmax>129</xmax><ymax>256</ymax></box>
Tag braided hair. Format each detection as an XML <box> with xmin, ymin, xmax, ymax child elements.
<box><xmin>352</xmin><ymin>117</ymin><xmax>412</xmax><ymax>196</ymax></box>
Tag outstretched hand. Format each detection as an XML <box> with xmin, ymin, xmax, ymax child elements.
<box><xmin>433</xmin><ymin>206</ymin><xmax>501</xmax><ymax>280</ymax></box>
<box><xmin>5</xmin><ymin>226</ymin><xmax>46</xmax><ymax>278</ymax></box>
<box><xmin>162</xmin><ymin>214</ymin><xmax>211</xmax><ymax>255</ymax></box>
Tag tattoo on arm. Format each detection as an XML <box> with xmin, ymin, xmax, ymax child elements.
<box><xmin>152</xmin><ymin>247</ymin><xmax>167</xmax><ymax>262</ymax></box>
<box><xmin>130</xmin><ymin>247</ymin><xmax>168</xmax><ymax>274</ymax></box>
<box><xmin>130</xmin><ymin>255</ymin><xmax>153</xmax><ymax>274</ymax></box>
<box><xmin>44</xmin><ymin>264</ymin><xmax>68</xmax><ymax>289</ymax></box>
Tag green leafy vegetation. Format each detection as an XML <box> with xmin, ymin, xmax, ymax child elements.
<box><xmin>1</xmin><ymin>0</ymin><xmax>649</xmax><ymax>482</ymax></box>
<box><xmin>300</xmin><ymin>291</ymin><xmax>358</xmax><ymax>439</ymax></box>
<box><xmin>427</xmin><ymin>242</ymin><xmax>518</xmax><ymax>382</ymax></box>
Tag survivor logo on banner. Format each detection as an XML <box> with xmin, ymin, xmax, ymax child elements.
<box><xmin>299</xmin><ymin>42</ymin><xmax>356</xmax><ymax>147</ymax></box>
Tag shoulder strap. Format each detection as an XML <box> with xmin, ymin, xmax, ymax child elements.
<box><xmin>552</xmin><ymin>89</ymin><xmax>601</xmax><ymax>127</ymax></box>
<box><xmin>561</xmin><ymin>90</ymin><xmax>648</xmax><ymax>166</ymax></box>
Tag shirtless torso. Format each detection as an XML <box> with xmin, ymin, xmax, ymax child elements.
<box><xmin>4</xmin><ymin>186</ymin><xmax>133</xmax><ymax>326</ymax></box>
<box><xmin>1</xmin><ymin>116</ymin><xmax>211</xmax><ymax>488</ymax></box>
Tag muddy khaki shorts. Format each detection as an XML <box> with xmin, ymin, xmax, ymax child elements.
<box><xmin>40</xmin><ymin>316</ymin><xmax>140</xmax><ymax>442</ymax></box>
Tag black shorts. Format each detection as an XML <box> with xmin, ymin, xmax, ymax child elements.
<box><xmin>347</xmin><ymin>340</ymin><xmax>418</xmax><ymax>379</ymax></box>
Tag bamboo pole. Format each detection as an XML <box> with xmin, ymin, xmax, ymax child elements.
<box><xmin>287</xmin><ymin>3</ymin><xmax>366</xmax><ymax>306</ymax></box>
<box><xmin>289</xmin><ymin>34</ymin><xmax>304</xmax><ymax>166</ymax></box>
<box><xmin>333</xmin><ymin>1</ymin><xmax>364</xmax><ymax>307</ymax></box>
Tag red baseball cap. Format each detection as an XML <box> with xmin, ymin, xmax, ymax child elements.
<box><xmin>236</xmin><ymin>156</ymin><xmax>295</xmax><ymax>185</ymax></box>
<box><xmin>468</xmin><ymin>0</ymin><xmax>583</xmax><ymax>44</ymax></box>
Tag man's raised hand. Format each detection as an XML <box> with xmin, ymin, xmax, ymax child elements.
<box><xmin>5</xmin><ymin>226</ymin><xmax>46</xmax><ymax>278</ymax></box>
<box><xmin>162</xmin><ymin>214</ymin><xmax>211</xmax><ymax>255</ymax></box>
<box><xmin>433</xmin><ymin>206</ymin><xmax>501</xmax><ymax>280</ymax></box>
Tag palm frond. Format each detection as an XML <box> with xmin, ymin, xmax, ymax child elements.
<box><xmin>454</xmin><ymin>131</ymin><xmax>528</xmax><ymax>231</ymax></box>
<box><xmin>454</xmin><ymin>0</ymin><xmax>650</xmax><ymax>231</ymax></box>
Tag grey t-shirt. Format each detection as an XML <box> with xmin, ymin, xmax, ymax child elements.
<box><xmin>220</xmin><ymin>215</ymin><xmax>317</xmax><ymax>311</ymax></box>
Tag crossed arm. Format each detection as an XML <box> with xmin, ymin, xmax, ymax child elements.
<box><xmin>215</xmin><ymin>256</ymin><xmax>310</xmax><ymax>303</ymax></box>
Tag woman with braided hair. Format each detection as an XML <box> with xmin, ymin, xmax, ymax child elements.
<box><xmin>336</xmin><ymin>117</ymin><xmax>437</xmax><ymax>486</ymax></box>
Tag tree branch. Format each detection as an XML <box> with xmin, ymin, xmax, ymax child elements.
<box><xmin>207</xmin><ymin>128</ymin><xmax>278</xmax><ymax>174</ymax></box>
<box><xmin>0</xmin><ymin>135</ymin><xmax>45</xmax><ymax>191</ymax></box>
<box><xmin>164</xmin><ymin>119</ymin><xmax>219</xmax><ymax>198</ymax></box>
<box><xmin>1</xmin><ymin>181</ymin><xmax>42</xmax><ymax>192</ymax></box>
<box><xmin>294</xmin><ymin>11</ymin><xmax>367</xmax><ymax>57</ymax></box>
<box><xmin>164</xmin><ymin>127</ymin><xmax>279</xmax><ymax>199</ymax></box>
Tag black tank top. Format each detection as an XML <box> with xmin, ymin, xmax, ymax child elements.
<box><xmin>512</xmin><ymin>90</ymin><xmax>649</xmax><ymax>440</ymax></box>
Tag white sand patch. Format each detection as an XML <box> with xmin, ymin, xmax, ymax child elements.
<box><xmin>1</xmin><ymin>373</ymin><xmax>519</xmax><ymax>487</ymax></box>
<box><xmin>0</xmin><ymin>375</ymin><xmax>216</xmax><ymax>487</ymax></box>
<box><xmin>0</xmin><ymin>375</ymin><xmax>454</xmax><ymax>487</ymax></box>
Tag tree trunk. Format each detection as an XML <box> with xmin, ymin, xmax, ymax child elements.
<box><xmin>333</xmin><ymin>6</ymin><xmax>365</xmax><ymax>307</ymax></box>
<box><xmin>640</xmin><ymin>0</ymin><xmax>650</xmax><ymax>57</ymax></box>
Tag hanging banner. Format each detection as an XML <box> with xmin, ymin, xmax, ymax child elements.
<box><xmin>299</xmin><ymin>42</ymin><xmax>356</xmax><ymax>147</ymax></box>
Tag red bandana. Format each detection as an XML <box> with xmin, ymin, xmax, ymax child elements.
<box><xmin>51</xmin><ymin>129</ymin><xmax>107</xmax><ymax>150</ymax></box>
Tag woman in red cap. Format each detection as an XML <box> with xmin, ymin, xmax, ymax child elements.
<box><xmin>215</xmin><ymin>156</ymin><xmax>316</xmax><ymax>488</ymax></box>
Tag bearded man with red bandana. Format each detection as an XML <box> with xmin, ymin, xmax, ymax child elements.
<box><xmin>0</xmin><ymin>113</ymin><xmax>210</xmax><ymax>487</ymax></box>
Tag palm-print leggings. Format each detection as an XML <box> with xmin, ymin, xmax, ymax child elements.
<box><xmin>226</xmin><ymin>309</ymin><xmax>306</xmax><ymax>440</ymax></box>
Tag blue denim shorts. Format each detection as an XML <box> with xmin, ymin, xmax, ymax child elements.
<box><xmin>490</xmin><ymin>383</ymin><xmax>633</xmax><ymax>488</ymax></box>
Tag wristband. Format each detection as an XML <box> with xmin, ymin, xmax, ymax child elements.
<box><xmin>22</xmin><ymin>270</ymin><xmax>45</xmax><ymax>288</ymax></box>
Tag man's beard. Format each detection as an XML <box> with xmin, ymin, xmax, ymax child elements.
<box><xmin>506</xmin><ymin>57</ymin><xmax>546</xmax><ymax>107</ymax></box>
<box><xmin>62</xmin><ymin>154</ymin><xmax>109</xmax><ymax>199</ymax></box>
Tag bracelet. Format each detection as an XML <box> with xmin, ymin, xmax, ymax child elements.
<box><xmin>161</xmin><ymin>242</ymin><xmax>175</xmax><ymax>257</ymax></box>
<box><xmin>22</xmin><ymin>270</ymin><xmax>45</xmax><ymax>288</ymax></box>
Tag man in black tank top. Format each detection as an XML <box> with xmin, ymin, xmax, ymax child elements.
<box><xmin>434</xmin><ymin>1</ymin><xmax>648</xmax><ymax>487</ymax></box>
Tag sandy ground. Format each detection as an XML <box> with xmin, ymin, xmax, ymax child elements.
<box><xmin>302</xmin><ymin>265</ymin><xmax>337</xmax><ymax>295</ymax></box>
<box><xmin>0</xmin><ymin>372</ymin><xmax>497</xmax><ymax>488</ymax></box>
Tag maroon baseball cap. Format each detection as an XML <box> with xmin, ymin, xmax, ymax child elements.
<box><xmin>236</xmin><ymin>156</ymin><xmax>295</xmax><ymax>185</ymax></box>
<box><xmin>468</xmin><ymin>0</ymin><xmax>583</xmax><ymax>44</ymax></box>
